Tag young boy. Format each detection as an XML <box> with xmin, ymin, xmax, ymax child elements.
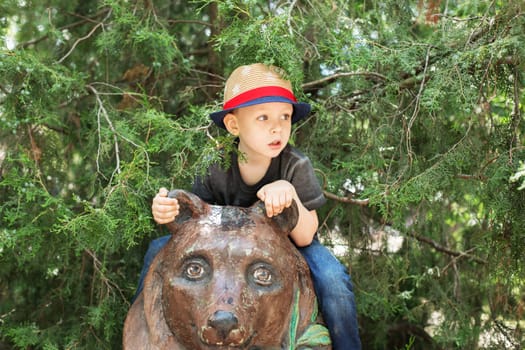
<box><xmin>137</xmin><ymin>63</ymin><xmax>361</xmax><ymax>350</ymax></box>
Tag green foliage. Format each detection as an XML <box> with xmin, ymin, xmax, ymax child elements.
<box><xmin>96</xmin><ymin>0</ymin><xmax>184</xmax><ymax>71</ymax></box>
<box><xmin>5</xmin><ymin>323</ymin><xmax>40</xmax><ymax>348</ymax></box>
<box><xmin>1</xmin><ymin>0</ymin><xmax>524</xmax><ymax>349</ymax></box>
<box><xmin>0</xmin><ymin>50</ymin><xmax>86</xmax><ymax>130</ymax></box>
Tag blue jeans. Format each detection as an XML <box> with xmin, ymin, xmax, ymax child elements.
<box><xmin>133</xmin><ymin>234</ymin><xmax>171</xmax><ymax>302</ymax></box>
<box><xmin>133</xmin><ymin>235</ymin><xmax>361</xmax><ymax>350</ymax></box>
<box><xmin>298</xmin><ymin>238</ymin><xmax>361</xmax><ymax>350</ymax></box>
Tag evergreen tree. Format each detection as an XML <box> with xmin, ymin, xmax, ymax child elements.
<box><xmin>1</xmin><ymin>1</ymin><xmax>523</xmax><ymax>348</ymax></box>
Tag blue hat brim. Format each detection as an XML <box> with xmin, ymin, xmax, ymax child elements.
<box><xmin>209</xmin><ymin>96</ymin><xmax>311</xmax><ymax>129</ymax></box>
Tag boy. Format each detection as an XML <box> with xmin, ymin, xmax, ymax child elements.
<box><xmin>138</xmin><ymin>63</ymin><xmax>361</xmax><ymax>349</ymax></box>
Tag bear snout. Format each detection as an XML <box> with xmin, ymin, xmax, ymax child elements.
<box><xmin>200</xmin><ymin>310</ymin><xmax>248</xmax><ymax>346</ymax></box>
<box><xmin>208</xmin><ymin>310</ymin><xmax>238</xmax><ymax>337</ymax></box>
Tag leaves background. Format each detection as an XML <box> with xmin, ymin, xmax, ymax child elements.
<box><xmin>1</xmin><ymin>1</ymin><xmax>524</xmax><ymax>349</ymax></box>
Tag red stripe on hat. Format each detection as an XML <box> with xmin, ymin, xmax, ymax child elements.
<box><xmin>223</xmin><ymin>86</ymin><xmax>297</xmax><ymax>110</ymax></box>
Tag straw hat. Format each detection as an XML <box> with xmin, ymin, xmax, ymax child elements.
<box><xmin>210</xmin><ymin>63</ymin><xmax>311</xmax><ymax>129</ymax></box>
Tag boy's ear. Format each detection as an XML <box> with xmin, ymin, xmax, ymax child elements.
<box><xmin>223</xmin><ymin>113</ymin><xmax>239</xmax><ymax>136</ymax></box>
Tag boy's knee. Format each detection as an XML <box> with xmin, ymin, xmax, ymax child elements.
<box><xmin>144</xmin><ymin>235</ymin><xmax>171</xmax><ymax>263</ymax></box>
<box><xmin>313</xmin><ymin>266</ymin><xmax>355</xmax><ymax>296</ymax></box>
<box><xmin>148</xmin><ymin>235</ymin><xmax>170</xmax><ymax>250</ymax></box>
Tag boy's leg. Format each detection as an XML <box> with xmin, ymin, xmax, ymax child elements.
<box><xmin>298</xmin><ymin>238</ymin><xmax>361</xmax><ymax>350</ymax></box>
<box><xmin>132</xmin><ymin>234</ymin><xmax>171</xmax><ymax>302</ymax></box>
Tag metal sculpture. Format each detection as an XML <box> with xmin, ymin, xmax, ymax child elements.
<box><xmin>123</xmin><ymin>190</ymin><xmax>331</xmax><ymax>349</ymax></box>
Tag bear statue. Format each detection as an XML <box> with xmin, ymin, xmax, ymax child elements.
<box><xmin>123</xmin><ymin>189</ymin><xmax>331</xmax><ymax>349</ymax></box>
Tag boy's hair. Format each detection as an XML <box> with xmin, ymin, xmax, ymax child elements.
<box><xmin>210</xmin><ymin>63</ymin><xmax>311</xmax><ymax>129</ymax></box>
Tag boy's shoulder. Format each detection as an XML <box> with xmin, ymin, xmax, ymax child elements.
<box><xmin>278</xmin><ymin>144</ymin><xmax>317</xmax><ymax>178</ymax></box>
<box><xmin>280</xmin><ymin>144</ymin><xmax>311</xmax><ymax>164</ymax></box>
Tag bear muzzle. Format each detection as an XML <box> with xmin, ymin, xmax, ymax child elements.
<box><xmin>200</xmin><ymin>310</ymin><xmax>249</xmax><ymax>346</ymax></box>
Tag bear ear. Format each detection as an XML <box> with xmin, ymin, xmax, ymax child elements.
<box><xmin>166</xmin><ymin>190</ymin><xmax>210</xmax><ymax>233</ymax></box>
<box><xmin>253</xmin><ymin>199</ymin><xmax>299</xmax><ymax>233</ymax></box>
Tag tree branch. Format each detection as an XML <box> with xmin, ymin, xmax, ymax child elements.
<box><xmin>86</xmin><ymin>84</ymin><xmax>151</xmax><ymax>184</ymax></box>
<box><xmin>407</xmin><ymin>231</ymin><xmax>486</xmax><ymax>264</ymax></box>
<box><xmin>509</xmin><ymin>65</ymin><xmax>522</xmax><ymax>162</ymax></box>
<box><xmin>456</xmin><ymin>174</ymin><xmax>488</xmax><ymax>181</ymax></box>
<box><xmin>302</xmin><ymin>71</ymin><xmax>387</xmax><ymax>90</ymax></box>
<box><xmin>167</xmin><ymin>19</ymin><xmax>213</xmax><ymax>27</ymax></box>
<box><xmin>0</xmin><ymin>84</ymin><xmax>9</xmax><ymax>95</ymax></box>
<box><xmin>17</xmin><ymin>8</ymin><xmax>111</xmax><ymax>49</ymax></box>
<box><xmin>406</xmin><ymin>46</ymin><xmax>432</xmax><ymax>163</ymax></box>
<box><xmin>84</xmin><ymin>248</ymin><xmax>129</xmax><ymax>305</ymax></box>
<box><xmin>87</xmin><ymin>84</ymin><xmax>121</xmax><ymax>181</ymax></box>
<box><xmin>57</xmin><ymin>9</ymin><xmax>112</xmax><ymax>63</ymax></box>
<box><xmin>323</xmin><ymin>190</ymin><xmax>370</xmax><ymax>206</ymax></box>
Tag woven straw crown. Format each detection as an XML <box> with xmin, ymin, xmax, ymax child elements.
<box><xmin>223</xmin><ymin>64</ymin><xmax>293</xmax><ymax>103</ymax></box>
<box><xmin>209</xmin><ymin>63</ymin><xmax>311</xmax><ymax>129</ymax></box>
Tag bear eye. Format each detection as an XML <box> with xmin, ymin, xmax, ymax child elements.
<box><xmin>253</xmin><ymin>266</ymin><xmax>273</xmax><ymax>286</ymax></box>
<box><xmin>186</xmin><ymin>263</ymin><xmax>204</xmax><ymax>279</ymax></box>
<box><xmin>247</xmin><ymin>262</ymin><xmax>282</xmax><ymax>291</ymax></box>
<box><xmin>181</xmin><ymin>258</ymin><xmax>209</xmax><ymax>281</ymax></box>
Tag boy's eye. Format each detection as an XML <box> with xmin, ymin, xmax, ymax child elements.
<box><xmin>257</xmin><ymin>115</ymin><xmax>268</xmax><ymax>121</ymax></box>
<box><xmin>281</xmin><ymin>114</ymin><xmax>291</xmax><ymax>121</ymax></box>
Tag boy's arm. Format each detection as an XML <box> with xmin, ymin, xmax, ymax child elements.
<box><xmin>290</xmin><ymin>207</ymin><xmax>319</xmax><ymax>247</ymax></box>
<box><xmin>257</xmin><ymin>180</ymin><xmax>318</xmax><ymax>247</ymax></box>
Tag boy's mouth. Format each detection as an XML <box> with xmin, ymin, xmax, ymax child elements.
<box><xmin>269</xmin><ymin>140</ymin><xmax>281</xmax><ymax>147</ymax></box>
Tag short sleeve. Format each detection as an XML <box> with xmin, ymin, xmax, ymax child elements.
<box><xmin>281</xmin><ymin>147</ymin><xmax>326</xmax><ymax>211</ymax></box>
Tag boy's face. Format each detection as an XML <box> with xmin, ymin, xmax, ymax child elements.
<box><xmin>225</xmin><ymin>102</ymin><xmax>293</xmax><ymax>160</ymax></box>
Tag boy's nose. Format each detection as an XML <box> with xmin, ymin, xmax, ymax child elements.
<box><xmin>270</xmin><ymin>123</ymin><xmax>282</xmax><ymax>133</ymax></box>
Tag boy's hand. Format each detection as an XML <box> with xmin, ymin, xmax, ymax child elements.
<box><xmin>257</xmin><ymin>180</ymin><xmax>295</xmax><ymax>217</ymax></box>
<box><xmin>151</xmin><ymin>187</ymin><xmax>179</xmax><ymax>224</ymax></box>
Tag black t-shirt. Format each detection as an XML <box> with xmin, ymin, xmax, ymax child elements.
<box><xmin>192</xmin><ymin>144</ymin><xmax>326</xmax><ymax>211</ymax></box>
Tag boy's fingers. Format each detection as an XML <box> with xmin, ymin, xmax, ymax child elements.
<box><xmin>265</xmin><ymin>200</ymin><xmax>274</xmax><ymax>217</ymax></box>
<box><xmin>155</xmin><ymin>196</ymin><xmax>178</xmax><ymax>206</ymax></box>
<box><xmin>280</xmin><ymin>192</ymin><xmax>289</xmax><ymax>208</ymax></box>
<box><xmin>153</xmin><ymin>206</ymin><xmax>179</xmax><ymax>223</ymax></box>
<box><xmin>256</xmin><ymin>189</ymin><xmax>266</xmax><ymax>202</ymax></box>
<box><xmin>152</xmin><ymin>188</ymin><xmax>180</xmax><ymax>224</ymax></box>
<box><xmin>155</xmin><ymin>216</ymin><xmax>176</xmax><ymax>224</ymax></box>
<box><xmin>285</xmin><ymin>193</ymin><xmax>293</xmax><ymax>207</ymax></box>
<box><xmin>265</xmin><ymin>198</ymin><xmax>286</xmax><ymax>217</ymax></box>
<box><xmin>154</xmin><ymin>204</ymin><xmax>179</xmax><ymax>214</ymax></box>
<box><xmin>274</xmin><ymin>198</ymin><xmax>283</xmax><ymax>215</ymax></box>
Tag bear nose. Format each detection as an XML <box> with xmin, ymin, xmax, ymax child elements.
<box><xmin>208</xmin><ymin>310</ymin><xmax>238</xmax><ymax>338</ymax></box>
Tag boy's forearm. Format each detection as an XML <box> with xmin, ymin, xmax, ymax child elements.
<box><xmin>289</xmin><ymin>201</ymin><xmax>318</xmax><ymax>247</ymax></box>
